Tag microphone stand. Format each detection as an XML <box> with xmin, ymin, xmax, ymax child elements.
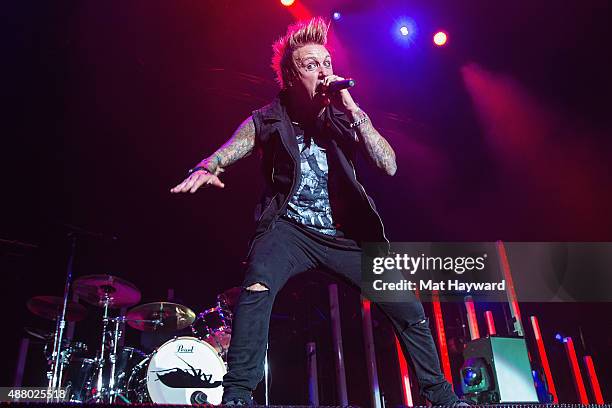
<box><xmin>47</xmin><ymin>233</ymin><xmax>76</xmax><ymax>401</ymax></box>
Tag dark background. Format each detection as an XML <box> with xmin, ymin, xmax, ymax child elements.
<box><xmin>2</xmin><ymin>0</ymin><xmax>611</xmax><ymax>405</ymax></box>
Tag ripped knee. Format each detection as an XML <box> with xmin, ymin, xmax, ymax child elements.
<box><xmin>408</xmin><ymin>317</ymin><xmax>429</xmax><ymax>327</ymax></box>
<box><xmin>245</xmin><ymin>282</ymin><xmax>269</xmax><ymax>292</ymax></box>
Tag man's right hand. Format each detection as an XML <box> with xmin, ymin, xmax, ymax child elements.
<box><xmin>170</xmin><ymin>169</ymin><xmax>225</xmax><ymax>193</ymax></box>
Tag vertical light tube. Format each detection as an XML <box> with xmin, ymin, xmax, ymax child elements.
<box><xmin>361</xmin><ymin>298</ymin><xmax>382</xmax><ymax>408</ymax></box>
<box><xmin>529</xmin><ymin>316</ymin><xmax>558</xmax><ymax>403</ymax></box>
<box><xmin>564</xmin><ymin>337</ymin><xmax>589</xmax><ymax>404</ymax></box>
<box><xmin>13</xmin><ymin>338</ymin><xmax>29</xmax><ymax>387</ymax></box>
<box><xmin>464</xmin><ymin>296</ymin><xmax>480</xmax><ymax>340</ymax></box>
<box><xmin>329</xmin><ymin>284</ymin><xmax>348</xmax><ymax>406</ymax></box>
<box><xmin>484</xmin><ymin>310</ymin><xmax>496</xmax><ymax>336</ymax></box>
<box><xmin>496</xmin><ymin>241</ymin><xmax>524</xmax><ymax>336</ymax></box>
<box><xmin>395</xmin><ymin>335</ymin><xmax>413</xmax><ymax>407</ymax></box>
<box><xmin>432</xmin><ymin>293</ymin><xmax>453</xmax><ymax>386</ymax></box>
<box><xmin>306</xmin><ymin>342</ymin><xmax>319</xmax><ymax>406</ymax></box>
<box><xmin>583</xmin><ymin>355</ymin><xmax>604</xmax><ymax>405</ymax></box>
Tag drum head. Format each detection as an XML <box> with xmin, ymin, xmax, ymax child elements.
<box><xmin>146</xmin><ymin>336</ymin><xmax>226</xmax><ymax>404</ymax></box>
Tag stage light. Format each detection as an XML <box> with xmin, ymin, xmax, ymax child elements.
<box><xmin>392</xmin><ymin>18</ymin><xmax>417</xmax><ymax>46</ymax></box>
<box><xmin>460</xmin><ymin>357</ymin><xmax>491</xmax><ymax>395</ymax></box>
<box><xmin>554</xmin><ymin>333</ymin><xmax>563</xmax><ymax>342</ymax></box>
<box><xmin>433</xmin><ymin>31</ymin><xmax>448</xmax><ymax>46</ymax></box>
<box><xmin>280</xmin><ymin>0</ymin><xmax>295</xmax><ymax>6</ymax></box>
<box><xmin>332</xmin><ymin>11</ymin><xmax>341</xmax><ymax>21</ymax></box>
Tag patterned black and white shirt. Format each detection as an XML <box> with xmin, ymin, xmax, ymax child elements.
<box><xmin>285</xmin><ymin>123</ymin><xmax>337</xmax><ymax>235</ymax></box>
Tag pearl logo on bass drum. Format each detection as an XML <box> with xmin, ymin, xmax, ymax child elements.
<box><xmin>176</xmin><ymin>345</ymin><xmax>194</xmax><ymax>353</ymax></box>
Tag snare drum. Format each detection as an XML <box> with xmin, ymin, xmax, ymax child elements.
<box><xmin>191</xmin><ymin>306</ymin><xmax>232</xmax><ymax>354</ymax></box>
<box><xmin>128</xmin><ymin>336</ymin><xmax>226</xmax><ymax>405</ymax></box>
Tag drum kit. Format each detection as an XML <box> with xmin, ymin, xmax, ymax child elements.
<box><xmin>26</xmin><ymin>274</ymin><xmax>239</xmax><ymax>404</ymax></box>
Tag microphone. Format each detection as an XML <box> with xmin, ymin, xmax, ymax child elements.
<box><xmin>326</xmin><ymin>78</ymin><xmax>355</xmax><ymax>93</ymax></box>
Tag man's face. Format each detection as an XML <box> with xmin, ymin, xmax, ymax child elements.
<box><xmin>291</xmin><ymin>43</ymin><xmax>333</xmax><ymax>102</ymax></box>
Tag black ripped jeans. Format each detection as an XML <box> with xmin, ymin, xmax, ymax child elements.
<box><xmin>222</xmin><ymin>219</ymin><xmax>457</xmax><ymax>405</ymax></box>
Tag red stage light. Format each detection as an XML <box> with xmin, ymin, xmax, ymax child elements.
<box><xmin>464</xmin><ymin>296</ymin><xmax>480</xmax><ymax>340</ymax></box>
<box><xmin>564</xmin><ymin>337</ymin><xmax>589</xmax><ymax>404</ymax></box>
<box><xmin>395</xmin><ymin>335</ymin><xmax>413</xmax><ymax>406</ymax></box>
<box><xmin>433</xmin><ymin>31</ymin><xmax>447</xmax><ymax>46</ymax></box>
<box><xmin>530</xmin><ymin>316</ymin><xmax>559</xmax><ymax>403</ymax></box>
<box><xmin>584</xmin><ymin>355</ymin><xmax>604</xmax><ymax>405</ymax></box>
<box><xmin>432</xmin><ymin>293</ymin><xmax>453</xmax><ymax>387</ymax></box>
<box><xmin>484</xmin><ymin>310</ymin><xmax>496</xmax><ymax>336</ymax></box>
<box><xmin>280</xmin><ymin>0</ymin><xmax>295</xmax><ymax>6</ymax></box>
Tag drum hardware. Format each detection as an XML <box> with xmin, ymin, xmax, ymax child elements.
<box><xmin>127</xmin><ymin>336</ymin><xmax>226</xmax><ymax>404</ymax></box>
<box><xmin>26</xmin><ymin>296</ymin><xmax>88</xmax><ymax>322</ymax></box>
<box><xmin>192</xmin><ymin>305</ymin><xmax>233</xmax><ymax>359</ymax></box>
<box><xmin>73</xmin><ymin>274</ymin><xmax>141</xmax><ymax>403</ymax></box>
<box><xmin>217</xmin><ymin>286</ymin><xmax>241</xmax><ymax>312</ymax></box>
<box><xmin>24</xmin><ymin>327</ymin><xmax>54</xmax><ymax>341</ymax></box>
<box><xmin>126</xmin><ymin>302</ymin><xmax>196</xmax><ymax>332</ymax></box>
<box><xmin>25</xmin><ymin>281</ymin><xmax>239</xmax><ymax>404</ymax></box>
<box><xmin>26</xmin><ymin>294</ymin><xmax>88</xmax><ymax>401</ymax></box>
<box><xmin>45</xmin><ymin>234</ymin><xmax>77</xmax><ymax>400</ymax></box>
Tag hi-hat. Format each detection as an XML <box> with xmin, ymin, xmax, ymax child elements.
<box><xmin>74</xmin><ymin>274</ymin><xmax>141</xmax><ymax>308</ymax></box>
<box><xmin>24</xmin><ymin>327</ymin><xmax>53</xmax><ymax>340</ymax></box>
<box><xmin>126</xmin><ymin>302</ymin><xmax>195</xmax><ymax>332</ymax></box>
<box><xmin>27</xmin><ymin>296</ymin><xmax>87</xmax><ymax>322</ymax></box>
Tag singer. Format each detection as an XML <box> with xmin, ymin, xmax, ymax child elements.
<box><xmin>171</xmin><ymin>17</ymin><xmax>462</xmax><ymax>406</ymax></box>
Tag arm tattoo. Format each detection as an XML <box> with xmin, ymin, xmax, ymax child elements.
<box><xmin>352</xmin><ymin>110</ymin><xmax>397</xmax><ymax>176</ymax></box>
<box><xmin>199</xmin><ymin>116</ymin><xmax>255</xmax><ymax>174</ymax></box>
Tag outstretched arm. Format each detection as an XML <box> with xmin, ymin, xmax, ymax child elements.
<box><xmin>170</xmin><ymin>116</ymin><xmax>256</xmax><ymax>193</ymax></box>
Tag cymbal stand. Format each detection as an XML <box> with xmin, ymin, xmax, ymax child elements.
<box><xmin>105</xmin><ymin>315</ymin><xmax>163</xmax><ymax>403</ymax></box>
<box><xmin>108</xmin><ymin>315</ymin><xmax>123</xmax><ymax>403</ymax></box>
<box><xmin>93</xmin><ymin>295</ymin><xmax>112</xmax><ymax>403</ymax></box>
<box><xmin>47</xmin><ymin>234</ymin><xmax>77</xmax><ymax>402</ymax></box>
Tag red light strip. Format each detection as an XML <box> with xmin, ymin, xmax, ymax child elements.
<box><xmin>564</xmin><ymin>337</ymin><xmax>589</xmax><ymax>404</ymax></box>
<box><xmin>464</xmin><ymin>296</ymin><xmax>480</xmax><ymax>340</ymax></box>
<box><xmin>584</xmin><ymin>355</ymin><xmax>604</xmax><ymax>404</ymax></box>
<box><xmin>484</xmin><ymin>310</ymin><xmax>496</xmax><ymax>336</ymax></box>
<box><xmin>432</xmin><ymin>292</ymin><xmax>453</xmax><ymax>387</ymax></box>
<box><xmin>529</xmin><ymin>316</ymin><xmax>558</xmax><ymax>403</ymax></box>
<box><xmin>395</xmin><ymin>335</ymin><xmax>413</xmax><ymax>407</ymax></box>
<box><xmin>495</xmin><ymin>241</ymin><xmax>524</xmax><ymax>336</ymax></box>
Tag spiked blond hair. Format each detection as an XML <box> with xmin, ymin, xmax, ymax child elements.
<box><xmin>271</xmin><ymin>17</ymin><xmax>330</xmax><ymax>89</ymax></box>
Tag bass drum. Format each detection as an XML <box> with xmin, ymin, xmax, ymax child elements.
<box><xmin>128</xmin><ymin>337</ymin><xmax>226</xmax><ymax>405</ymax></box>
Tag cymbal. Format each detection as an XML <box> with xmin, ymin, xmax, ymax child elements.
<box><xmin>24</xmin><ymin>327</ymin><xmax>53</xmax><ymax>340</ymax></box>
<box><xmin>217</xmin><ymin>286</ymin><xmax>241</xmax><ymax>310</ymax></box>
<box><xmin>27</xmin><ymin>296</ymin><xmax>87</xmax><ymax>322</ymax></box>
<box><xmin>73</xmin><ymin>274</ymin><xmax>141</xmax><ymax>308</ymax></box>
<box><xmin>126</xmin><ymin>302</ymin><xmax>195</xmax><ymax>332</ymax></box>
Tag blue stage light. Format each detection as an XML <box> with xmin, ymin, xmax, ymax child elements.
<box><xmin>332</xmin><ymin>12</ymin><xmax>341</xmax><ymax>21</ymax></box>
<box><xmin>392</xmin><ymin>18</ymin><xmax>418</xmax><ymax>47</ymax></box>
